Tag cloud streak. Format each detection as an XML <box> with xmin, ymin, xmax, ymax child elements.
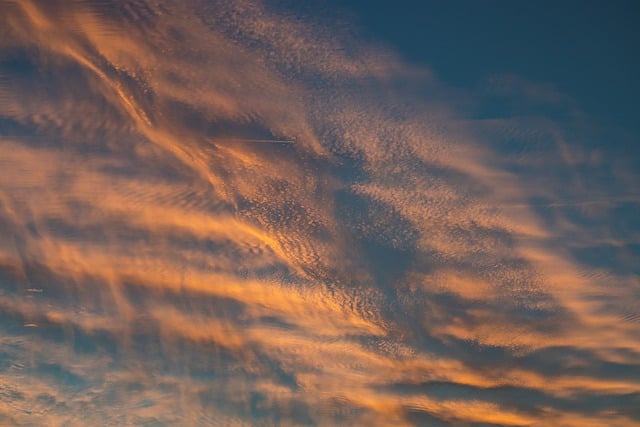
<box><xmin>0</xmin><ymin>0</ymin><xmax>639</xmax><ymax>425</ymax></box>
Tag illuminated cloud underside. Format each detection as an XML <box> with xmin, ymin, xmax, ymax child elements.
<box><xmin>0</xmin><ymin>1</ymin><xmax>639</xmax><ymax>426</ymax></box>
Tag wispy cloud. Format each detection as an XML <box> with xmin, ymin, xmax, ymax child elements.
<box><xmin>0</xmin><ymin>0</ymin><xmax>638</xmax><ymax>425</ymax></box>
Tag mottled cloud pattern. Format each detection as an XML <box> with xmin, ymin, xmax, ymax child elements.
<box><xmin>1</xmin><ymin>1</ymin><xmax>639</xmax><ymax>426</ymax></box>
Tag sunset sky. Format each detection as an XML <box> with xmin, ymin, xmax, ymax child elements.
<box><xmin>1</xmin><ymin>1</ymin><xmax>639</xmax><ymax>426</ymax></box>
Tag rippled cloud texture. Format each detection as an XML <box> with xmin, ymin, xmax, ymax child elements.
<box><xmin>1</xmin><ymin>1</ymin><xmax>639</xmax><ymax>425</ymax></box>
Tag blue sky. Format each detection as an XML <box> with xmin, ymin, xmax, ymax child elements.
<box><xmin>325</xmin><ymin>0</ymin><xmax>640</xmax><ymax>132</ymax></box>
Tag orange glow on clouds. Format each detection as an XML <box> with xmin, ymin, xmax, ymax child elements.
<box><xmin>0</xmin><ymin>1</ymin><xmax>639</xmax><ymax>426</ymax></box>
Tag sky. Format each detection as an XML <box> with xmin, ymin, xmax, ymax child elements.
<box><xmin>0</xmin><ymin>1</ymin><xmax>639</xmax><ymax>426</ymax></box>
<box><xmin>346</xmin><ymin>0</ymin><xmax>640</xmax><ymax>131</ymax></box>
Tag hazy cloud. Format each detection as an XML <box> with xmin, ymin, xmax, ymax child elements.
<box><xmin>1</xmin><ymin>0</ymin><xmax>638</xmax><ymax>425</ymax></box>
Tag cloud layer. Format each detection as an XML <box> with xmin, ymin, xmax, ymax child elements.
<box><xmin>1</xmin><ymin>1</ymin><xmax>639</xmax><ymax>425</ymax></box>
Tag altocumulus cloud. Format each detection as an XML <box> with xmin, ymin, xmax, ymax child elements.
<box><xmin>0</xmin><ymin>1</ymin><xmax>639</xmax><ymax>426</ymax></box>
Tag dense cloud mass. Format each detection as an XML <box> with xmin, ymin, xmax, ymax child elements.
<box><xmin>0</xmin><ymin>1</ymin><xmax>639</xmax><ymax>425</ymax></box>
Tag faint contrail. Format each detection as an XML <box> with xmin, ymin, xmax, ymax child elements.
<box><xmin>500</xmin><ymin>195</ymin><xmax>640</xmax><ymax>209</ymax></box>
<box><xmin>209</xmin><ymin>138</ymin><xmax>296</xmax><ymax>144</ymax></box>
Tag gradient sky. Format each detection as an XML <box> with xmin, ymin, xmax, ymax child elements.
<box><xmin>1</xmin><ymin>1</ymin><xmax>639</xmax><ymax>426</ymax></box>
<box><xmin>328</xmin><ymin>0</ymin><xmax>640</xmax><ymax>129</ymax></box>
